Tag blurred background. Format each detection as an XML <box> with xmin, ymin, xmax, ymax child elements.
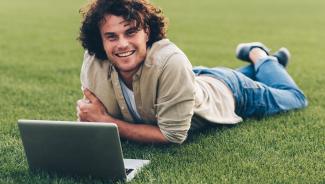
<box><xmin>0</xmin><ymin>0</ymin><xmax>324</xmax><ymax>183</ymax></box>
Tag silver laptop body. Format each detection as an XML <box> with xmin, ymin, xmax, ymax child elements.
<box><xmin>17</xmin><ymin>120</ymin><xmax>150</xmax><ymax>182</ymax></box>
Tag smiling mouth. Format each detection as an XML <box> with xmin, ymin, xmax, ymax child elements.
<box><xmin>115</xmin><ymin>50</ymin><xmax>136</xmax><ymax>57</ymax></box>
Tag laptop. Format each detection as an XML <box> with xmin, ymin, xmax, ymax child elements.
<box><xmin>17</xmin><ymin>119</ymin><xmax>150</xmax><ymax>182</ymax></box>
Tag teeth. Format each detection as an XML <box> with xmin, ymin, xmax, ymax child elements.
<box><xmin>116</xmin><ymin>51</ymin><xmax>134</xmax><ymax>57</ymax></box>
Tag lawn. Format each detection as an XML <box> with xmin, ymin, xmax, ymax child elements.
<box><xmin>0</xmin><ymin>0</ymin><xmax>324</xmax><ymax>183</ymax></box>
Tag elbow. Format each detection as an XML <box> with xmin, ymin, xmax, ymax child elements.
<box><xmin>160</xmin><ymin>129</ymin><xmax>188</xmax><ymax>144</ymax></box>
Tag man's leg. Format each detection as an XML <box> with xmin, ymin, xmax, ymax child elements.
<box><xmin>236</xmin><ymin>44</ymin><xmax>291</xmax><ymax>80</ymax></box>
<box><xmin>237</xmin><ymin>64</ymin><xmax>256</xmax><ymax>80</ymax></box>
<box><xmin>247</xmin><ymin>48</ymin><xmax>307</xmax><ymax>115</ymax></box>
<box><xmin>250</xmin><ymin>48</ymin><xmax>297</xmax><ymax>89</ymax></box>
<box><xmin>193</xmin><ymin>46</ymin><xmax>307</xmax><ymax>118</ymax></box>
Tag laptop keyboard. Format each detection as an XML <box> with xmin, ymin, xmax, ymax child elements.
<box><xmin>125</xmin><ymin>168</ymin><xmax>134</xmax><ymax>175</ymax></box>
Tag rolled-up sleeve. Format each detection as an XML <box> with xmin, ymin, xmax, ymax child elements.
<box><xmin>155</xmin><ymin>53</ymin><xmax>195</xmax><ymax>144</ymax></box>
<box><xmin>80</xmin><ymin>50</ymin><xmax>93</xmax><ymax>90</ymax></box>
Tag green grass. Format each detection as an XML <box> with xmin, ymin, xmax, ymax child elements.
<box><xmin>1</xmin><ymin>0</ymin><xmax>324</xmax><ymax>183</ymax></box>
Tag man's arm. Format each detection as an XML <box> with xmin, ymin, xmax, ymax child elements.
<box><xmin>101</xmin><ymin>116</ymin><xmax>169</xmax><ymax>144</ymax></box>
<box><xmin>77</xmin><ymin>89</ymin><xmax>170</xmax><ymax>144</ymax></box>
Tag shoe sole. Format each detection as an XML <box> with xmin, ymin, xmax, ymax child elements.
<box><xmin>236</xmin><ymin>42</ymin><xmax>270</xmax><ymax>62</ymax></box>
<box><xmin>273</xmin><ymin>47</ymin><xmax>291</xmax><ymax>68</ymax></box>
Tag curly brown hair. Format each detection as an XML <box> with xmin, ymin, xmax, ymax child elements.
<box><xmin>78</xmin><ymin>0</ymin><xmax>168</xmax><ymax>60</ymax></box>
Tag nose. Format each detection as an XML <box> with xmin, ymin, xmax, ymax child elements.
<box><xmin>117</xmin><ymin>36</ymin><xmax>129</xmax><ymax>50</ymax></box>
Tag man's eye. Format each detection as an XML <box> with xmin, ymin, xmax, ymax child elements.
<box><xmin>126</xmin><ymin>31</ymin><xmax>135</xmax><ymax>36</ymax></box>
<box><xmin>126</xmin><ymin>29</ymin><xmax>138</xmax><ymax>36</ymax></box>
<box><xmin>107</xmin><ymin>36</ymin><xmax>117</xmax><ymax>41</ymax></box>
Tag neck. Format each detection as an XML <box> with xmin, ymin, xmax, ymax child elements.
<box><xmin>119</xmin><ymin>71</ymin><xmax>136</xmax><ymax>90</ymax></box>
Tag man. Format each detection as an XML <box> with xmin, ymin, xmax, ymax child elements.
<box><xmin>76</xmin><ymin>0</ymin><xmax>307</xmax><ymax>144</ymax></box>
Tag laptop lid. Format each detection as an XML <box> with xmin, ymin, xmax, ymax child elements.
<box><xmin>18</xmin><ymin>120</ymin><xmax>127</xmax><ymax>181</ymax></box>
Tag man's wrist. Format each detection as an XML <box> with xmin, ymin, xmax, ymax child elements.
<box><xmin>98</xmin><ymin>114</ymin><xmax>114</xmax><ymax>123</ymax></box>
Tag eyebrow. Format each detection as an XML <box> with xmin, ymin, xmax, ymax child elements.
<box><xmin>103</xmin><ymin>24</ymin><xmax>139</xmax><ymax>35</ymax></box>
<box><xmin>103</xmin><ymin>32</ymin><xmax>116</xmax><ymax>37</ymax></box>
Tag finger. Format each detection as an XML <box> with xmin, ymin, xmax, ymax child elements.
<box><xmin>83</xmin><ymin>88</ymin><xmax>98</xmax><ymax>103</ymax></box>
<box><xmin>76</xmin><ymin>104</ymin><xmax>84</xmax><ymax>114</ymax></box>
<box><xmin>78</xmin><ymin>103</ymin><xmax>91</xmax><ymax>113</ymax></box>
<box><xmin>77</xmin><ymin>108</ymin><xmax>87</xmax><ymax>122</ymax></box>
<box><xmin>82</xmin><ymin>97</ymin><xmax>90</xmax><ymax>104</ymax></box>
<box><xmin>76</xmin><ymin>111</ymin><xmax>81</xmax><ymax>121</ymax></box>
<box><xmin>77</xmin><ymin>99</ymin><xmax>86</xmax><ymax>107</ymax></box>
<box><xmin>77</xmin><ymin>100</ymin><xmax>90</xmax><ymax>114</ymax></box>
<box><xmin>76</xmin><ymin>105</ymin><xmax>82</xmax><ymax>117</ymax></box>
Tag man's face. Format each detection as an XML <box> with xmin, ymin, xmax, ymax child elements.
<box><xmin>99</xmin><ymin>15</ymin><xmax>149</xmax><ymax>77</ymax></box>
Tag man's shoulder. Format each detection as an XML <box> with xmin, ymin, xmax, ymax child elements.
<box><xmin>145</xmin><ymin>39</ymin><xmax>187</xmax><ymax>66</ymax></box>
<box><xmin>81</xmin><ymin>51</ymin><xmax>113</xmax><ymax>87</ymax></box>
<box><xmin>82</xmin><ymin>51</ymin><xmax>111</xmax><ymax>71</ymax></box>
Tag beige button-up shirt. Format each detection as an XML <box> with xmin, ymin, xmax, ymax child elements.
<box><xmin>80</xmin><ymin>39</ymin><xmax>242</xmax><ymax>144</ymax></box>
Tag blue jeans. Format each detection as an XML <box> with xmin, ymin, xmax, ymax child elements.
<box><xmin>193</xmin><ymin>56</ymin><xmax>308</xmax><ymax>118</ymax></box>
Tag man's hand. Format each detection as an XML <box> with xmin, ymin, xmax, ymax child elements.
<box><xmin>76</xmin><ymin>89</ymin><xmax>170</xmax><ymax>144</ymax></box>
<box><xmin>76</xmin><ymin>88</ymin><xmax>109</xmax><ymax>122</ymax></box>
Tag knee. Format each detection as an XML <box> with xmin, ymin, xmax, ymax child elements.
<box><xmin>293</xmin><ymin>89</ymin><xmax>308</xmax><ymax>109</ymax></box>
<box><xmin>300</xmin><ymin>94</ymin><xmax>308</xmax><ymax>108</ymax></box>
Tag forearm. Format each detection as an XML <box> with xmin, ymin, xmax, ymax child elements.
<box><xmin>77</xmin><ymin>90</ymin><xmax>170</xmax><ymax>144</ymax></box>
<box><xmin>101</xmin><ymin>116</ymin><xmax>170</xmax><ymax>144</ymax></box>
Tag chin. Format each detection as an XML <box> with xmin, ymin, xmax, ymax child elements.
<box><xmin>121</xmin><ymin>67</ymin><xmax>138</xmax><ymax>73</ymax></box>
